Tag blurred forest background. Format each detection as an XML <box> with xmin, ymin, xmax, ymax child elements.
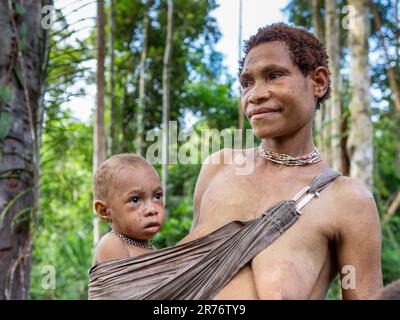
<box><xmin>0</xmin><ymin>0</ymin><xmax>399</xmax><ymax>299</ymax></box>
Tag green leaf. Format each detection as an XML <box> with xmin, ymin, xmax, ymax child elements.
<box><xmin>0</xmin><ymin>189</ymin><xmax>30</xmax><ymax>230</ymax></box>
<box><xmin>15</xmin><ymin>3</ymin><xmax>26</xmax><ymax>15</ymax></box>
<box><xmin>14</xmin><ymin>69</ymin><xmax>24</xmax><ymax>87</ymax></box>
<box><xmin>0</xmin><ymin>85</ymin><xmax>12</xmax><ymax>104</ymax></box>
<box><xmin>20</xmin><ymin>22</ymin><xmax>27</xmax><ymax>38</ymax></box>
<box><xmin>20</xmin><ymin>38</ymin><xmax>29</xmax><ymax>52</ymax></box>
<box><xmin>0</xmin><ymin>112</ymin><xmax>11</xmax><ymax>140</ymax></box>
<box><xmin>11</xmin><ymin>207</ymin><xmax>32</xmax><ymax>231</ymax></box>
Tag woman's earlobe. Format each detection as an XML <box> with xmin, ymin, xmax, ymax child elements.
<box><xmin>313</xmin><ymin>67</ymin><xmax>329</xmax><ymax>97</ymax></box>
<box><xmin>315</xmin><ymin>88</ymin><xmax>325</xmax><ymax>98</ymax></box>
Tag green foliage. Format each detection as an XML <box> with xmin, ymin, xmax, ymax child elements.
<box><xmin>0</xmin><ymin>84</ymin><xmax>12</xmax><ymax>104</ymax></box>
<box><xmin>30</xmin><ymin>6</ymin><xmax>95</xmax><ymax>299</ymax></box>
<box><xmin>326</xmin><ymin>276</ymin><xmax>342</xmax><ymax>300</ymax></box>
<box><xmin>0</xmin><ymin>189</ymin><xmax>30</xmax><ymax>230</ymax></box>
<box><xmin>0</xmin><ymin>111</ymin><xmax>11</xmax><ymax>140</ymax></box>
<box><xmin>15</xmin><ymin>3</ymin><xmax>26</xmax><ymax>16</ymax></box>
<box><xmin>30</xmin><ymin>116</ymin><xmax>93</xmax><ymax>299</ymax></box>
<box><xmin>108</xmin><ymin>0</ymin><xmax>225</xmax><ymax>153</ymax></box>
<box><xmin>30</xmin><ymin>0</ymin><xmax>235</xmax><ymax>299</ymax></box>
<box><xmin>382</xmin><ymin>220</ymin><xmax>400</xmax><ymax>283</ymax></box>
<box><xmin>183</xmin><ymin>79</ymin><xmax>238</xmax><ymax>130</ymax></box>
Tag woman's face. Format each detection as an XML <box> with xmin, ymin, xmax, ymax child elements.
<box><xmin>239</xmin><ymin>41</ymin><xmax>320</xmax><ymax>140</ymax></box>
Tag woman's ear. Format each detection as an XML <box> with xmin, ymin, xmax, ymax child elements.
<box><xmin>311</xmin><ymin>66</ymin><xmax>329</xmax><ymax>99</ymax></box>
<box><xmin>94</xmin><ymin>200</ymin><xmax>111</xmax><ymax>222</ymax></box>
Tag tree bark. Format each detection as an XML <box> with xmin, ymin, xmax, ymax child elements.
<box><xmin>394</xmin><ymin>0</ymin><xmax>399</xmax><ymax>66</ymax></box>
<box><xmin>238</xmin><ymin>0</ymin><xmax>244</xmax><ymax>135</ymax></box>
<box><xmin>312</xmin><ymin>0</ymin><xmax>322</xmax><ymax>40</ymax></box>
<box><xmin>109</xmin><ymin>0</ymin><xmax>116</xmax><ymax>155</ymax></box>
<box><xmin>369</xmin><ymin>0</ymin><xmax>400</xmax><ymax>113</ymax></box>
<box><xmin>347</xmin><ymin>0</ymin><xmax>374</xmax><ymax>189</ymax></box>
<box><xmin>384</xmin><ymin>191</ymin><xmax>400</xmax><ymax>223</ymax></box>
<box><xmin>340</xmin><ymin>75</ymin><xmax>350</xmax><ymax>176</ymax></box>
<box><xmin>136</xmin><ymin>1</ymin><xmax>152</xmax><ymax>156</ymax></box>
<box><xmin>162</xmin><ymin>0</ymin><xmax>173</xmax><ymax>212</ymax></box>
<box><xmin>93</xmin><ymin>0</ymin><xmax>106</xmax><ymax>247</ymax></box>
<box><xmin>312</xmin><ymin>0</ymin><xmax>327</xmax><ymax>160</ymax></box>
<box><xmin>326</xmin><ymin>0</ymin><xmax>342</xmax><ymax>172</ymax></box>
<box><xmin>121</xmin><ymin>86</ymin><xmax>130</xmax><ymax>153</ymax></box>
<box><xmin>0</xmin><ymin>0</ymin><xmax>51</xmax><ymax>299</ymax></box>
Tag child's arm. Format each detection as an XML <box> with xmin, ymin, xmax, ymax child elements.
<box><xmin>92</xmin><ymin>233</ymin><xmax>130</xmax><ymax>265</ymax></box>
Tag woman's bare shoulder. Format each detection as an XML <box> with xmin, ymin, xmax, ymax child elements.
<box><xmin>330</xmin><ymin>175</ymin><xmax>374</xmax><ymax>204</ymax></box>
<box><xmin>327</xmin><ymin>175</ymin><xmax>379</xmax><ymax>230</ymax></box>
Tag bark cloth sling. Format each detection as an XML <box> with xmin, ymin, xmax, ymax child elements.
<box><xmin>88</xmin><ymin>167</ymin><xmax>341</xmax><ymax>300</ymax></box>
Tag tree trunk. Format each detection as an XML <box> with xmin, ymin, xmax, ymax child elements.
<box><xmin>340</xmin><ymin>75</ymin><xmax>350</xmax><ymax>176</ymax></box>
<box><xmin>384</xmin><ymin>191</ymin><xmax>400</xmax><ymax>224</ymax></box>
<box><xmin>238</xmin><ymin>0</ymin><xmax>244</xmax><ymax>134</ymax></box>
<box><xmin>369</xmin><ymin>0</ymin><xmax>400</xmax><ymax>113</ymax></box>
<box><xmin>312</xmin><ymin>0</ymin><xmax>322</xmax><ymax>40</ymax></box>
<box><xmin>109</xmin><ymin>0</ymin><xmax>116</xmax><ymax>155</ymax></box>
<box><xmin>0</xmin><ymin>0</ymin><xmax>51</xmax><ymax>299</ymax></box>
<box><xmin>326</xmin><ymin>0</ymin><xmax>342</xmax><ymax>172</ymax></box>
<box><xmin>312</xmin><ymin>0</ymin><xmax>326</xmax><ymax>158</ymax></box>
<box><xmin>394</xmin><ymin>0</ymin><xmax>399</xmax><ymax>66</ymax></box>
<box><xmin>121</xmin><ymin>86</ymin><xmax>130</xmax><ymax>153</ymax></box>
<box><xmin>162</xmin><ymin>0</ymin><xmax>173</xmax><ymax>212</ymax></box>
<box><xmin>347</xmin><ymin>0</ymin><xmax>373</xmax><ymax>189</ymax></box>
<box><xmin>136</xmin><ymin>0</ymin><xmax>152</xmax><ymax>156</ymax></box>
<box><xmin>93</xmin><ymin>0</ymin><xmax>106</xmax><ymax>247</ymax></box>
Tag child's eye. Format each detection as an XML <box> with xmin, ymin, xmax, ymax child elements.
<box><xmin>154</xmin><ymin>193</ymin><xmax>163</xmax><ymax>200</ymax></box>
<box><xmin>240</xmin><ymin>81</ymin><xmax>251</xmax><ymax>89</ymax></box>
<box><xmin>130</xmin><ymin>197</ymin><xmax>140</xmax><ymax>204</ymax></box>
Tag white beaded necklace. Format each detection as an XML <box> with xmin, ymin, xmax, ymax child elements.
<box><xmin>258</xmin><ymin>144</ymin><xmax>322</xmax><ymax>166</ymax></box>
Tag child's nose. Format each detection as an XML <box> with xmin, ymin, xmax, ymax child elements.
<box><xmin>144</xmin><ymin>203</ymin><xmax>158</xmax><ymax>216</ymax></box>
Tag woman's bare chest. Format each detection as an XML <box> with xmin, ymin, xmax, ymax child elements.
<box><xmin>197</xmin><ymin>168</ymin><xmax>311</xmax><ymax>229</ymax></box>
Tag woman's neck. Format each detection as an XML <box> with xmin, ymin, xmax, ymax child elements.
<box><xmin>260</xmin><ymin>124</ymin><xmax>316</xmax><ymax>157</ymax></box>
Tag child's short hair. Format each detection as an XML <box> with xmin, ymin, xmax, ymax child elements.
<box><xmin>93</xmin><ymin>153</ymin><xmax>152</xmax><ymax>201</ymax></box>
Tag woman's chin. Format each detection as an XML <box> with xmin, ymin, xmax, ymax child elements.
<box><xmin>252</xmin><ymin>128</ymin><xmax>280</xmax><ymax>140</ymax></box>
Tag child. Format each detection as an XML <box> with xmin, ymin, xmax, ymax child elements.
<box><xmin>92</xmin><ymin>153</ymin><xmax>164</xmax><ymax>265</ymax></box>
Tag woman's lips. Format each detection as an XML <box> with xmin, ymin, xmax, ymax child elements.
<box><xmin>250</xmin><ymin>110</ymin><xmax>281</xmax><ymax>120</ymax></box>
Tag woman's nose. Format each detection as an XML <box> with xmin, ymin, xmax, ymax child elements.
<box><xmin>247</xmin><ymin>83</ymin><xmax>271</xmax><ymax>105</ymax></box>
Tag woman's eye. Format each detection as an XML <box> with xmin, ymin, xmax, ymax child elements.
<box><xmin>130</xmin><ymin>197</ymin><xmax>140</xmax><ymax>204</ymax></box>
<box><xmin>269</xmin><ymin>72</ymin><xmax>282</xmax><ymax>80</ymax></box>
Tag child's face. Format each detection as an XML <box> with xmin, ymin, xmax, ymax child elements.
<box><xmin>106</xmin><ymin>164</ymin><xmax>164</xmax><ymax>241</ymax></box>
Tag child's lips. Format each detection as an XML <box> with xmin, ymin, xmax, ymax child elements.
<box><xmin>144</xmin><ymin>223</ymin><xmax>161</xmax><ymax>233</ymax></box>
